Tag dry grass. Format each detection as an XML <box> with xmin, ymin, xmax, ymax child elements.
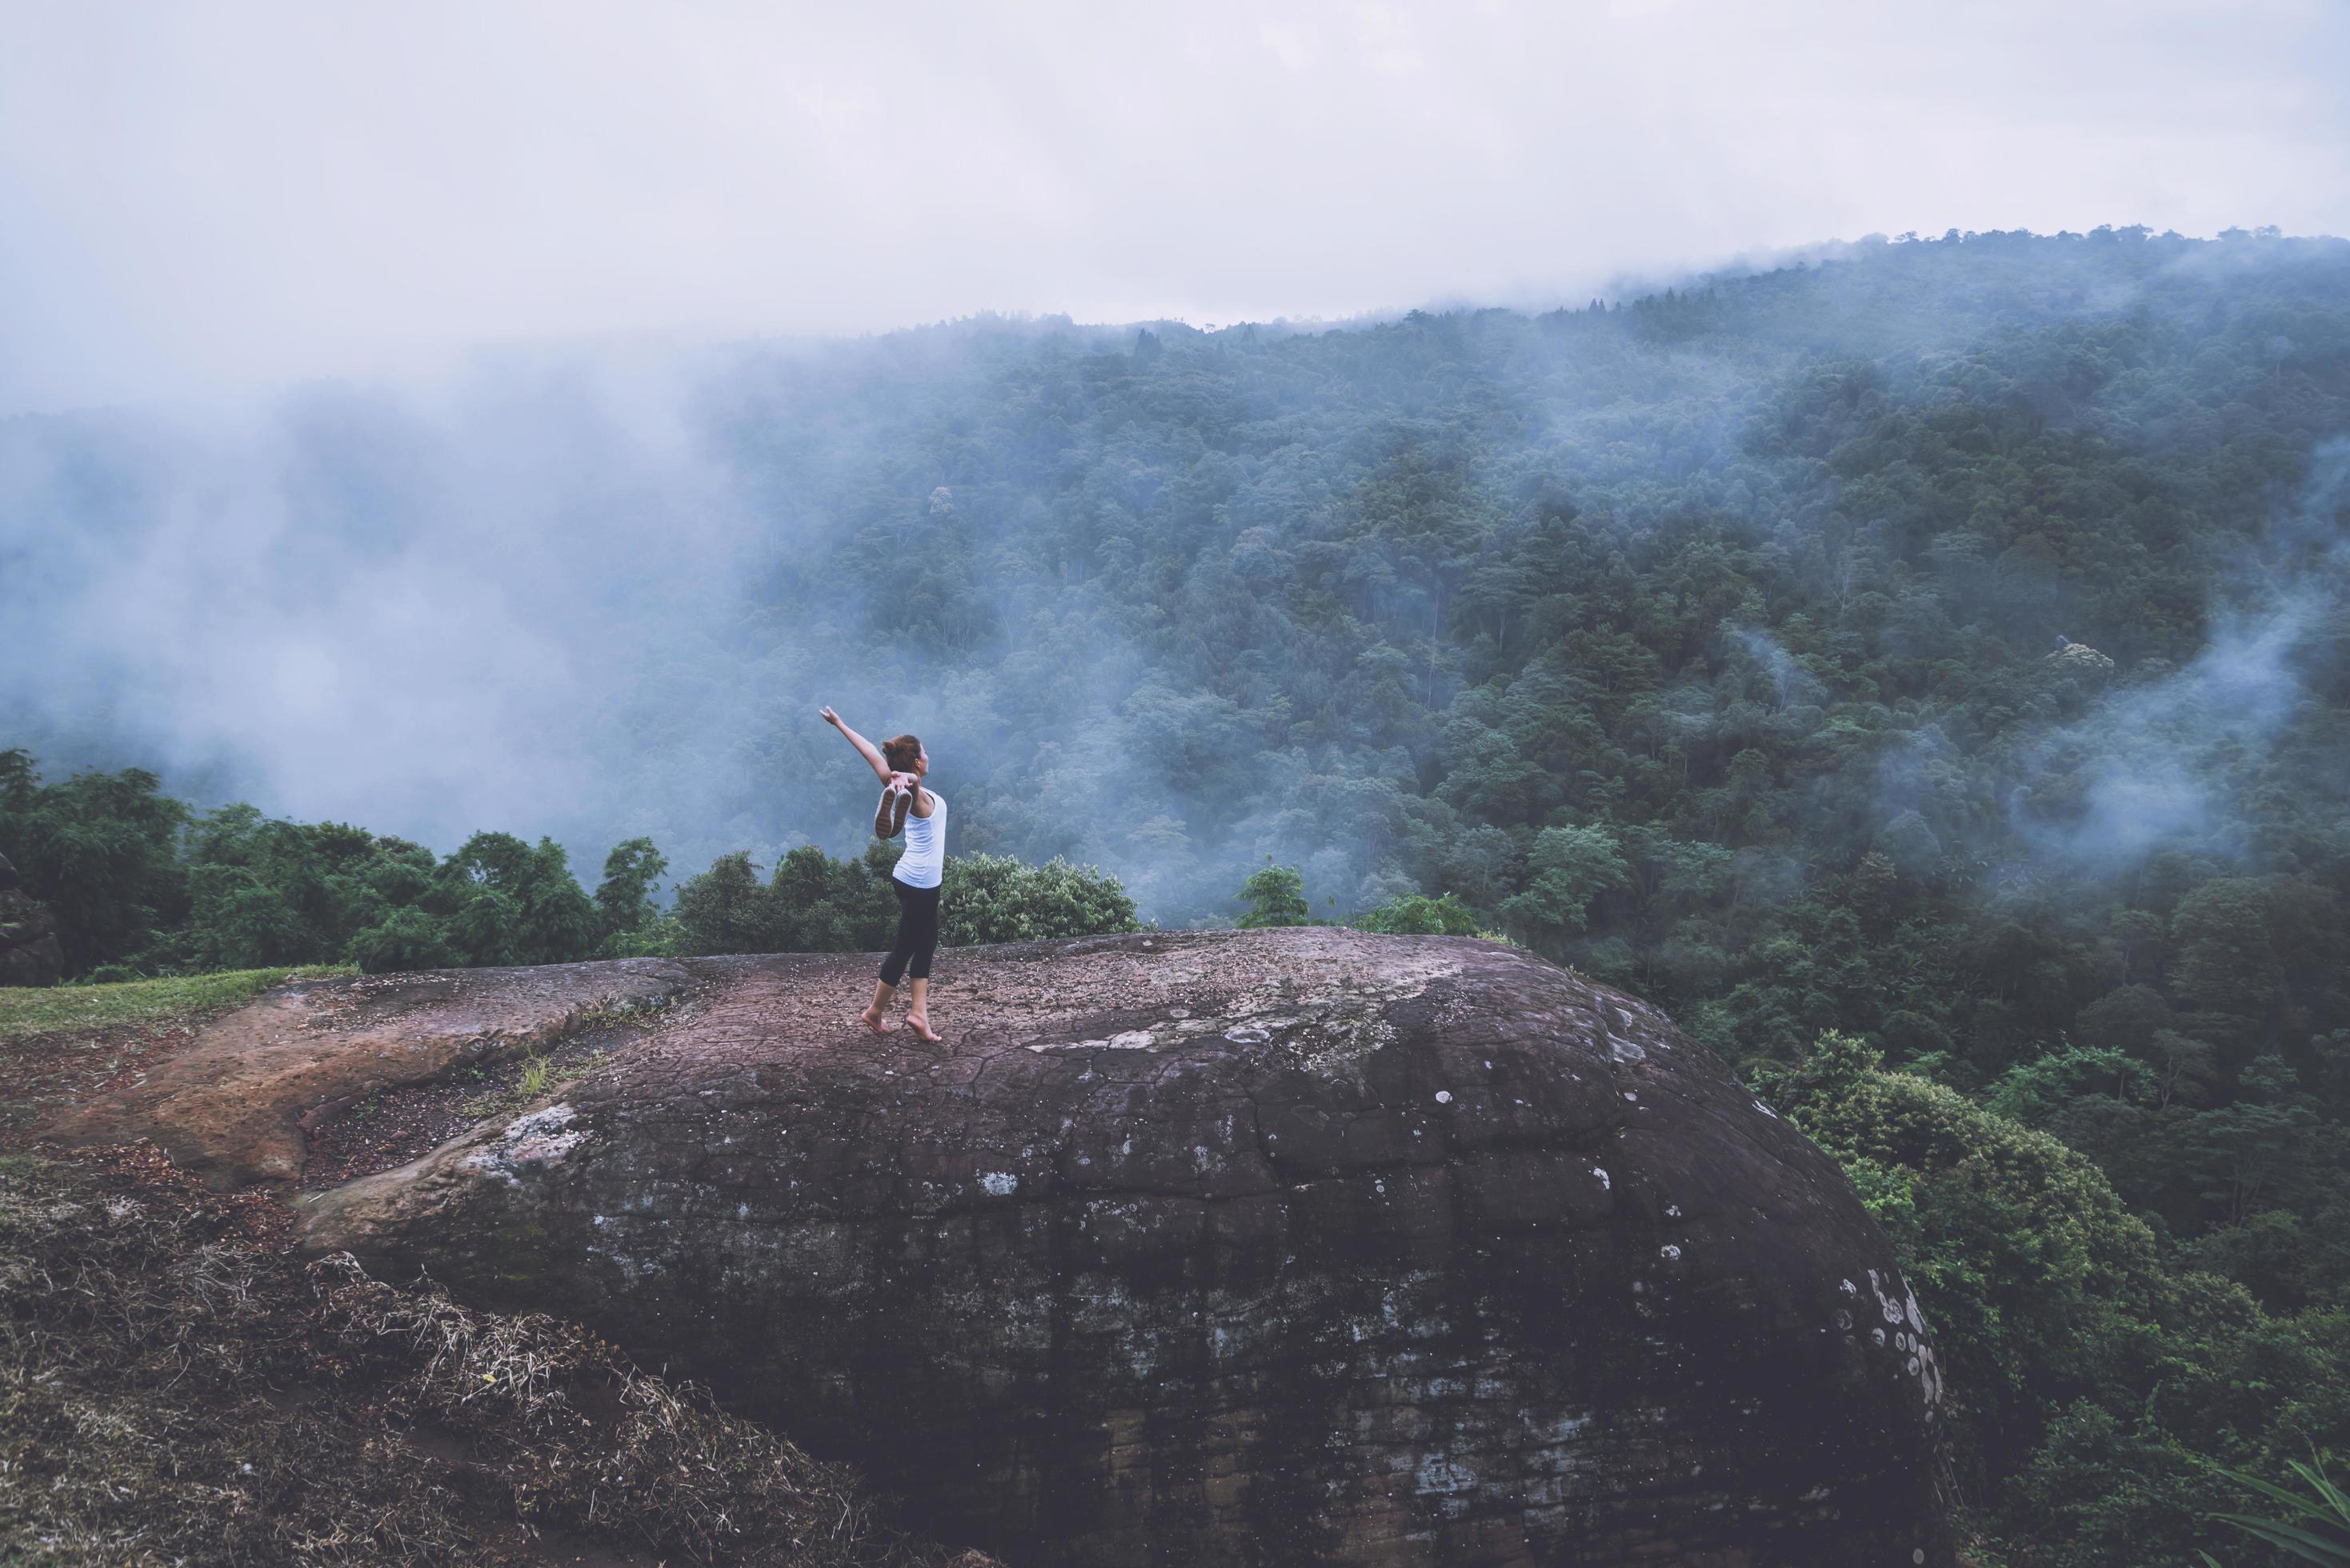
<box><xmin>0</xmin><ymin>1146</ymin><xmax>995</xmax><ymax>1566</ymax></box>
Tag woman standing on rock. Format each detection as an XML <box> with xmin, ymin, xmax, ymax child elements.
<box><xmin>820</xmin><ymin>706</ymin><xmax>947</xmax><ymax>1042</ymax></box>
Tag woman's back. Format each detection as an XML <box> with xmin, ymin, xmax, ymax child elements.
<box><xmin>894</xmin><ymin>790</ymin><xmax>946</xmax><ymax>889</ymax></box>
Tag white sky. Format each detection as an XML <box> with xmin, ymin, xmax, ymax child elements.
<box><xmin>2</xmin><ymin>0</ymin><xmax>2344</xmax><ymax>412</ymax></box>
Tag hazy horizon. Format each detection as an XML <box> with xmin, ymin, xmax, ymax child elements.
<box><xmin>5</xmin><ymin>1</ymin><xmax>2346</xmax><ymax>414</ymax></box>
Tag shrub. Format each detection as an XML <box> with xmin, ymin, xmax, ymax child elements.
<box><xmin>673</xmin><ymin>846</ymin><xmax>1139</xmax><ymax>956</ymax></box>
<box><xmin>941</xmin><ymin>854</ymin><xmax>1141</xmax><ymax>946</ymax></box>
<box><xmin>1350</xmin><ymin>891</ymin><xmax>1494</xmax><ymax>937</ymax></box>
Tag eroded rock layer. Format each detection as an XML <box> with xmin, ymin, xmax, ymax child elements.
<box><xmin>295</xmin><ymin>930</ymin><xmax>1953</xmax><ymax>1567</ymax></box>
<box><xmin>50</xmin><ymin>958</ymin><xmax>692</xmax><ymax>1186</ymax></box>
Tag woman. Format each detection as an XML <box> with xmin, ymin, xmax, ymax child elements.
<box><xmin>820</xmin><ymin>705</ymin><xmax>947</xmax><ymax>1042</ymax></box>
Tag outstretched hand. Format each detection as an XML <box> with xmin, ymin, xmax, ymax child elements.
<box><xmin>819</xmin><ymin>705</ymin><xmax>840</xmax><ymax>727</ymax></box>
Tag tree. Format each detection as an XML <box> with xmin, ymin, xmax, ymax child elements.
<box><xmin>1500</xmin><ymin>824</ymin><xmax>1631</xmax><ymax>954</ymax></box>
<box><xmin>1234</xmin><ymin>859</ymin><xmax>1311</xmax><ymax>928</ymax></box>
<box><xmin>1984</xmin><ymin>1042</ymin><xmax>2135</xmax><ymax>1126</ymax></box>
<box><xmin>671</xmin><ymin>843</ymin><xmax>1140</xmax><ymax>955</ymax></box>
<box><xmin>594</xmin><ymin>838</ymin><xmax>668</xmax><ymax>937</ymax></box>
<box><xmin>433</xmin><ymin>833</ymin><xmax>598</xmax><ymax>967</ymax></box>
<box><xmin>768</xmin><ymin>844</ymin><xmax>883</xmax><ymax>954</ymax></box>
<box><xmin>2170</xmin><ymin>880</ymin><xmax>2283</xmax><ymax>1051</ymax></box>
<box><xmin>673</xmin><ymin>851</ymin><xmax>778</xmax><ymax>958</ymax></box>
<box><xmin>514</xmin><ymin>838</ymin><xmax>600</xmax><ymax>965</ymax></box>
<box><xmin>0</xmin><ymin>751</ymin><xmax>190</xmax><ymax>976</ymax></box>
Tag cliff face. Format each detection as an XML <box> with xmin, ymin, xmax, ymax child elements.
<box><xmin>283</xmin><ymin>930</ymin><xmax>1955</xmax><ymax>1568</ymax></box>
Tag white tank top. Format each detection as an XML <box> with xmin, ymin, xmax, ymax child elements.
<box><xmin>893</xmin><ymin>789</ymin><xmax>946</xmax><ymax>889</ymax></box>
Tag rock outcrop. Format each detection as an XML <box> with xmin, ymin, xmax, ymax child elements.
<box><xmin>282</xmin><ymin>931</ymin><xmax>1955</xmax><ymax>1568</ymax></box>
<box><xmin>50</xmin><ymin>959</ymin><xmax>694</xmax><ymax>1186</ymax></box>
<box><xmin>2045</xmin><ymin>641</ymin><xmax>2116</xmax><ymax>678</ymax></box>
<box><xmin>0</xmin><ymin>851</ymin><xmax>63</xmax><ymax>987</ymax></box>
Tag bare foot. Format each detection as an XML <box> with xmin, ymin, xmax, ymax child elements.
<box><xmin>860</xmin><ymin>1007</ymin><xmax>897</xmax><ymax>1034</ymax></box>
<box><xmin>906</xmin><ymin>1014</ymin><xmax>945</xmax><ymax>1044</ymax></box>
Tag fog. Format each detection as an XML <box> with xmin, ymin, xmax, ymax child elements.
<box><xmin>5</xmin><ymin>6</ymin><xmax>2348</xmax><ymax>926</ymax></box>
<box><xmin>0</xmin><ymin>321</ymin><xmax>1303</xmax><ymax>916</ymax></box>
<box><xmin>3</xmin><ymin>1</ymin><xmax>2345</xmax><ymax>411</ymax></box>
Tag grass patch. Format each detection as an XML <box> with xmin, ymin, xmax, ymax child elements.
<box><xmin>1</xmin><ymin>1146</ymin><xmax>991</xmax><ymax>1566</ymax></box>
<box><xmin>454</xmin><ymin>996</ymin><xmax>677</xmax><ymax>1124</ymax></box>
<box><xmin>0</xmin><ymin>966</ymin><xmax>354</xmax><ymax>1042</ymax></box>
<box><xmin>462</xmin><ymin>1050</ymin><xmax>597</xmax><ymax>1124</ymax></box>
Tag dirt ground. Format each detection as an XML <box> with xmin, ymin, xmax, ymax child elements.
<box><xmin>2</xmin><ymin>1014</ymin><xmax>234</xmax><ymax>1151</ymax></box>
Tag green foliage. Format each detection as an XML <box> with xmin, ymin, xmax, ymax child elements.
<box><xmin>2201</xmin><ymin>1455</ymin><xmax>2350</xmax><ymax>1564</ymax></box>
<box><xmin>435</xmin><ymin>832</ymin><xmax>600</xmax><ymax>968</ymax></box>
<box><xmin>1234</xmin><ymin>860</ymin><xmax>1311</xmax><ymax>928</ymax></box>
<box><xmin>673</xmin><ymin>850</ymin><xmax>784</xmax><ymax>958</ymax></box>
<box><xmin>1760</xmin><ymin>1031</ymin><xmax>2350</xmax><ymax>1565</ymax></box>
<box><xmin>1350</xmin><ymin>891</ymin><xmax>1491</xmax><ymax>937</ymax></box>
<box><xmin>592</xmin><ymin>837</ymin><xmax>669</xmax><ymax>946</ymax></box>
<box><xmin>672</xmin><ymin>842</ymin><xmax>1139</xmax><ymax>958</ymax></box>
<box><xmin>346</xmin><ymin>907</ymin><xmax>462</xmax><ymax>975</ymax></box>
<box><xmin>597</xmin><ymin>913</ymin><xmax>682</xmax><ymax>959</ymax></box>
<box><xmin>1755</xmin><ymin>1033</ymin><xmax>2166</xmax><ymax>1486</ymax></box>
<box><xmin>939</xmin><ymin>853</ymin><xmax>1141</xmax><ymax>946</ymax></box>
<box><xmin>1984</xmin><ymin>1042</ymin><xmax>2135</xmax><ymax>1126</ymax></box>
<box><xmin>0</xmin><ymin>966</ymin><xmax>351</xmax><ymax>1042</ymax></box>
<box><xmin>1</xmin><ymin>762</ymin><xmax>683</xmax><ymax>981</ymax></box>
<box><xmin>1</xmin><ymin>762</ymin><xmax>1140</xmax><ymax>974</ymax></box>
<box><xmin>0</xmin><ymin>750</ymin><xmax>189</xmax><ymax>975</ymax></box>
<box><xmin>1499</xmin><ymin>823</ymin><xmax>1631</xmax><ymax>954</ymax></box>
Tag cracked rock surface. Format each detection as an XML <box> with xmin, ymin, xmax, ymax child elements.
<box><xmin>281</xmin><ymin>930</ymin><xmax>1951</xmax><ymax>1566</ymax></box>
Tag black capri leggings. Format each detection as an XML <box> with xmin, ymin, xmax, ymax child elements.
<box><xmin>879</xmin><ymin>879</ymin><xmax>942</xmax><ymax>985</ymax></box>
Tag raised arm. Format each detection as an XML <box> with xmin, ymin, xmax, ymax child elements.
<box><xmin>819</xmin><ymin>706</ymin><xmax>895</xmax><ymax>784</ymax></box>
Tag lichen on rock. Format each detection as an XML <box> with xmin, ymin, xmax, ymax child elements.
<box><xmin>463</xmin><ymin>1103</ymin><xmax>591</xmax><ymax>1182</ymax></box>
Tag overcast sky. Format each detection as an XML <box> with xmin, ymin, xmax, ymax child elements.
<box><xmin>2</xmin><ymin>0</ymin><xmax>2345</xmax><ymax>413</ymax></box>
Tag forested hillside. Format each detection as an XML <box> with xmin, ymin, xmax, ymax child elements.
<box><xmin>9</xmin><ymin>226</ymin><xmax>2350</xmax><ymax>1562</ymax></box>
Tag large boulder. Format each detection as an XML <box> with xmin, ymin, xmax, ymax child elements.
<box><xmin>0</xmin><ymin>851</ymin><xmax>64</xmax><ymax>987</ymax></box>
<box><xmin>295</xmin><ymin>931</ymin><xmax>1956</xmax><ymax>1567</ymax></box>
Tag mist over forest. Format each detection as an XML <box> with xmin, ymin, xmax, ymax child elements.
<box><xmin>9</xmin><ymin>226</ymin><xmax>2345</xmax><ymax>930</ymax></box>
